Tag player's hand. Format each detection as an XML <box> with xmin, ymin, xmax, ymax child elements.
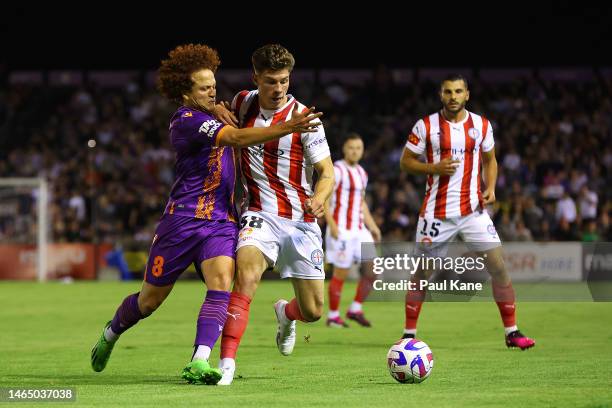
<box><xmin>213</xmin><ymin>102</ymin><xmax>239</xmax><ymax>128</ymax></box>
<box><xmin>305</xmin><ymin>196</ymin><xmax>325</xmax><ymax>218</ymax></box>
<box><xmin>434</xmin><ymin>158</ymin><xmax>461</xmax><ymax>175</ymax></box>
<box><xmin>482</xmin><ymin>188</ymin><xmax>496</xmax><ymax>205</ymax></box>
<box><xmin>283</xmin><ymin>106</ymin><xmax>323</xmax><ymax>134</ymax></box>
<box><xmin>370</xmin><ymin>226</ymin><xmax>382</xmax><ymax>243</ymax></box>
<box><xmin>330</xmin><ymin>223</ymin><xmax>340</xmax><ymax>239</ymax></box>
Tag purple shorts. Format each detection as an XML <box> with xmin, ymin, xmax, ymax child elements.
<box><xmin>144</xmin><ymin>215</ymin><xmax>238</xmax><ymax>286</ymax></box>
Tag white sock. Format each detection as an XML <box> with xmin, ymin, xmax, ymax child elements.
<box><xmin>219</xmin><ymin>357</ymin><xmax>236</xmax><ymax>371</ymax></box>
<box><xmin>104</xmin><ymin>326</ymin><xmax>119</xmax><ymax>343</ymax></box>
<box><xmin>328</xmin><ymin>310</ymin><xmax>340</xmax><ymax>319</ymax></box>
<box><xmin>403</xmin><ymin>329</ymin><xmax>417</xmax><ymax>336</ymax></box>
<box><xmin>349</xmin><ymin>301</ymin><xmax>362</xmax><ymax>313</ymax></box>
<box><xmin>192</xmin><ymin>345</ymin><xmax>211</xmax><ymax>361</ymax></box>
<box><xmin>504</xmin><ymin>325</ymin><xmax>518</xmax><ymax>335</ymax></box>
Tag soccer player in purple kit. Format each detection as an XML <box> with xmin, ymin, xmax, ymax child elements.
<box><xmin>89</xmin><ymin>44</ymin><xmax>322</xmax><ymax>385</ymax></box>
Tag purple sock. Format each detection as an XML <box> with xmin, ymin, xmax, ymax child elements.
<box><xmin>195</xmin><ymin>290</ymin><xmax>230</xmax><ymax>348</ymax></box>
<box><xmin>110</xmin><ymin>292</ymin><xmax>144</xmax><ymax>335</ymax></box>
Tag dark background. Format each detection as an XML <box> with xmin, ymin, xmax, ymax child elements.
<box><xmin>2</xmin><ymin>4</ymin><xmax>611</xmax><ymax>70</ymax></box>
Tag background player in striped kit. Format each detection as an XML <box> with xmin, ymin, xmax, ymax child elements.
<box><xmin>217</xmin><ymin>44</ymin><xmax>335</xmax><ymax>385</ymax></box>
<box><xmin>89</xmin><ymin>44</ymin><xmax>322</xmax><ymax>384</ymax></box>
<box><xmin>324</xmin><ymin>134</ymin><xmax>381</xmax><ymax>327</ymax></box>
<box><xmin>399</xmin><ymin>74</ymin><xmax>535</xmax><ymax>350</ymax></box>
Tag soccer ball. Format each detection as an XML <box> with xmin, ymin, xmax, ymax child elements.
<box><xmin>387</xmin><ymin>338</ymin><xmax>434</xmax><ymax>383</ymax></box>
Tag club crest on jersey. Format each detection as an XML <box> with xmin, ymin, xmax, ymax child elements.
<box><xmin>199</xmin><ymin>119</ymin><xmax>222</xmax><ymax>138</ymax></box>
<box><xmin>487</xmin><ymin>224</ymin><xmax>497</xmax><ymax>235</ymax></box>
<box><xmin>311</xmin><ymin>249</ymin><xmax>324</xmax><ymax>265</ymax></box>
<box><xmin>467</xmin><ymin>128</ymin><xmax>480</xmax><ymax>140</ymax></box>
<box><xmin>182</xmin><ymin>111</ymin><xmax>193</xmax><ymax>118</ymax></box>
<box><xmin>408</xmin><ymin>133</ymin><xmax>420</xmax><ymax>146</ymax></box>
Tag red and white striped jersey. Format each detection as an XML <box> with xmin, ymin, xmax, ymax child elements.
<box><xmin>232</xmin><ymin>90</ymin><xmax>330</xmax><ymax>222</ymax></box>
<box><xmin>405</xmin><ymin>110</ymin><xmax>495</xmax><ymax>219</ymax></box>
<box><xmin>329</xmin><ymin>160</ymin><xmax>368</xmax><ymax>231</ymax></box>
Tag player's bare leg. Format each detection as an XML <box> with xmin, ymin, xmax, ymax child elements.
<box><xmin>274</xmin><ymin>278</ymin><xmax>324</xmax><ymax>356</ymax></box>
<box><xmin>182</xmin><ymin>256</ymin><xmax>234</xmax><ymax>385</ymax></box>
<box><xmin>290</xmin><ymin>278</ymin><xmax>325</xmax><ymax>322</ymax></box>
<box><xmin>481</xmin><ymin>246</ymin><xmax>535</xmax><ymax>350</ymax></box>
<box><xmin>218</xmin><ymin>246</ymin><xmax>268</xmax><ymax>385</ymax></box>
<box><xmin>347</xmin><ymin>261</ymin><xmax>375</xmax><ymax>327</ymax></box>
<box><xmin>327</xmin><ymin>266</ymin><xmax>350</xmax><ymax>327</ymax></box>
<box><xmin>91</xmin><ymin>282</ymin><xmax>173</xmax><ymax>372</ymax></box>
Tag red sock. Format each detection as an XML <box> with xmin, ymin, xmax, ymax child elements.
<box><xmin>405</xmin><ymin>288</ymin><xmax>426</xmax><ymax>330</ymax></box>
<box><xmin>220</xmin><ymin>291</ymin><xmax>251</xmax><ymax>359</ymax></box>
<box><xmin>284</xmin><ymin>298</ymin><xmax>307</xmax><ymax>322</ymax></box>
<box><xmin>328</xmin><ymin>276</ymin><xmax>344</xmax><ymax>312</ymax></box>
<box><xmin>492</xmin><ymin>281</ymin><xmax>516</xmax><ymax>328</ymax></box>
<box><xmin>354</xmin><ymin>275</ymin><xmax>375</xmax><ymax>303</ymax></box>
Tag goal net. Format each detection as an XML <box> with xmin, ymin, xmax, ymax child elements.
<box><xmin>0</xmin><ymin>178</ymin><xmax>49</xmax><ymax>281</ymax></box>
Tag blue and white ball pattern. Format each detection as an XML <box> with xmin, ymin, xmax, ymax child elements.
<box><xmin>387</xmin><ymin>338</ymin><xmax>434</xmax><ymax>383</ymax></box>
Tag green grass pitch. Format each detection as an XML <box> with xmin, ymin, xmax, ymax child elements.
<box><xmin>1</xmin><ymin>281</ymin><xmax>611</xmax><ymax>407</ymax></box>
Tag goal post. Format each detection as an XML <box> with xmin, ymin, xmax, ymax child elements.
<box><xmin>0</xmin><ymin>177</ymin><xmax>49</xmax><ymax>282</ymax></box>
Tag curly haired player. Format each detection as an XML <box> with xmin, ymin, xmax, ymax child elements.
<box><xmin>90</xmin><ymin>43</ymin><xmax>322</xmax><ymax>384</ymax></box>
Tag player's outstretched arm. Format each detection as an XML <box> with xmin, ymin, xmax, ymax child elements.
<box><xmin>306</xmin><ymin>157</ymin><xmax>334</xmax><ymax>218</ymax></box>
<box><xmin>217</xmin><ymin>106</ymin><xmax>322</xmax><ymax>148</ymax></box>
<box><xmin>399</xmin><ymin>148</ymin><xmax>460</xmax><ymax>176</ymax></box>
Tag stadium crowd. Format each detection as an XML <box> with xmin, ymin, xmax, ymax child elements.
<box><xmin>1</xmin><ymin>69</ymin><xmax>611</xmax><ymax>245</ymax></box>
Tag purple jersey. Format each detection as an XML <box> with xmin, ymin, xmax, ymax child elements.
<box><xmin>164</xmin><ymin>106</ymin><xmax>237</xmax><ymax>222</ymax></box>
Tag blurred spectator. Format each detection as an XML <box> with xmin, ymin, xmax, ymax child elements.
<box><xmin>68</xmin><ymin>191</ymin><xmax>87</xmax><ymax>222</ymax></box>
<box><xmin>0</xmin><ymin>70</ymin><xmax>610</xmax><ymax>245</ymax></box>
<box><xmin>515</xmin><ymin>220</ymin><xmax>534</xmax><ymax>242</ymax></box>
<box><xmin>581</xmin><ymin>220</ymin><xmax>600</xmax><ymax>242</ymax></box>
<box><xmin>556</xmin><ymin>191</ymin><xmax>577</xmax><ymax>224</ymax></box>
<box><xmin>578</xmin><ymin>185</ymin><xmax>598</xmax><ymax>221</ymax></box>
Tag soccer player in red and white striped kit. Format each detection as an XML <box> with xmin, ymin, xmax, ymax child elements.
<box><xmin>216</xmin><ymin>44</ymin><xmax>335</xmax><ymax>385</ymax></box>
<box><xmin>399</xmin><ymin>74</ymin><xmax>535</xmax><ymax>350</ymax></box>
<box><xmin>324</xmin><ymin>134</ymin><xmax>381</xmax><ymax>327</ymax></box>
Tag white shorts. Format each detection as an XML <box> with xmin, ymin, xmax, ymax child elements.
<box><xmin>325</xmin><ymin>227</ymin><xmax>376</xmax><ymax>269</ymax></box>
<box><xmin>415</xmin><ymin>210</ymin><xmax>501</xmax><ymax>257</ymax></box>
<box><xmin>237</xmin><ymin>210</ymin><xmax>325</xmax><ymax>280</ymax></box>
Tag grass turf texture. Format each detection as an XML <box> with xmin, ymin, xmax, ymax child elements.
<box><xmin>1</xmin><ymin>281</ymin><xmax>611</xmax><ymax>408</ymax></box>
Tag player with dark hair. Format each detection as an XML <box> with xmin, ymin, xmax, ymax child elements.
<box><xmin>399</xmin><ymin>74</ymin><xmax>535</xmax><ymax>349</ymax></box>
<box><xmin>324</xmin><ymin>133</ymin><xmax>381</xmax><ymax>328</ymax></box>
<box><xmin>90</xmin><ymin>43</ymin><xmax>322</xmax><ymax>384</ymax></box>
<box><xmin>217</xmin><ymin>44</ymin><xmax>335</xmax><ymax>385</ymax></box>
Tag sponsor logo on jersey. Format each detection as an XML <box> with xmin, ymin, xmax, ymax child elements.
<box><xmin>306</xmin><ymin>137</ymin><xmax>327</xmax><ymax>150</ymax></box>
<box><xmin>239</xmin><ymin>227</ymin><xmax>254</xmax><ymax>239</ymax></box>
<box><xmin>408</xmin><ymin>133</ymin><xmax>420</xmax><ymax>146</ymax></box>
<box><xmin>199</xmin><ymin>119</ymin><xmax>222</xmax><ymax>138</ymax></box>
<box><xmin>252</xmin><ymin>145</ymin><xmax>284</xmax><ymax>157</ymax></box>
